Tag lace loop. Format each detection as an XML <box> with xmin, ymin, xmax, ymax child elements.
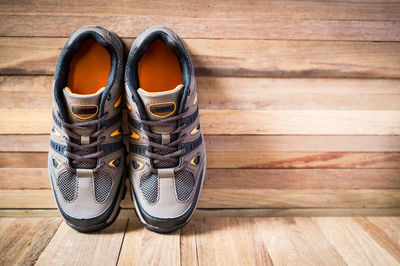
<box><xmin>55</xmin><ymin>112</ymin><xmax>108</xmax><ymax>173</ymax></box>
<box><xmin>136</xmin><ymin>109</ymin><xmax>190</xmax><ymax>174</ymax></box>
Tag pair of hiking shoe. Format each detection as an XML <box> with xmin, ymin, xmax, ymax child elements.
<box><xmin>49</xmin><ymin>26</ymin><xmax>206</xmax><ymax>233</ymax></box>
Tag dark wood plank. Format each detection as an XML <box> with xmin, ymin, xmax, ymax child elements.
<box><xmin>1</xmin><ymin>1</ymin><xmax>400</xmax><ymax>40</ymax></box>
<box><xmin>2</xmin><ymin>168</ymin><xmax>399</xmax><ymax>189</ymax></box>
<box><xmin>2</xmin><ymin>151</ymin><xmax>400</xmax><ymax>169</ymax></box>
<box><xmin>2</xmin><ymin>38</ymin><xmax>400</xmax><ymax>78</ymax></box>
<box><xmin>2</xmin><ymin>76</ymin><xmax>400</xmax><ymax>110</ymax></box>
<box><xmin>1</xmin><ymin>135</ymin><xmax>400</xmax><ymax>153</ymax></box>
<box><xmin>1</xmin><ymin>134</ymin><xmax>400</xmax><ymax>152</ymax></box>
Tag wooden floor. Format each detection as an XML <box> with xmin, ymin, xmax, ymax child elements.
<box><xmin>0</xmin><ymin>216</ymin><xmax>399</xmax><ymax>265</ymax></box>
<box><xmin>1</xmin><ymin>1</ymin><xmax>400</xmax><ymax>265</ymax></box>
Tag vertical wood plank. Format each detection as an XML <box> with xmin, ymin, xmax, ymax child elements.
<box><xmin>313</xmin><ymin>217</ymin><xmax>399</xmax><ymax>265</ymax></box>
<box><xmin>254</xmin><ymin>217</ymin><xmax>344</xmax><ymax>265</ymax></box>
<box><xmin>36</xmin><ymin>218</ymin><xmax>127</xmax><ymax>265</ymax></box>
<box><xmin>354</xmin><ymin>217</ymin><xmax>400</xmax><ymax>262</ymax></box>
<box><xmin>180</xmin><ymin>220</ymin><xmax>198</xmax><ymax>266</ymax></box>
<box><xmin>118</xmin><ymin>219</ymin><xmax>180</xmax><ymax>266</ymax></box>
<box><xmin>195</xmin><ymin>217</ymin><xmax>271</xmax><ymax>265</ymax></box>
<box><xmin>0</xmin><ymin>218</ymin><xmax>61</xmax><ymax>265</ymax></box>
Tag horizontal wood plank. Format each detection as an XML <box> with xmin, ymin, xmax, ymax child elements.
<box><xmin>2</xmin><ymin>76</ymin><xmax>400</xmax><ymax>110</ymax></box>
<box><xmin>2</xmin><ymin>208</ymin><xmax>400</xmax><ymax>218</ymax></box>
<box><xmin>2</xmin><ymin>151</ymin><xmax>399</xmax><ymax>169</ymax></box>
<box><xmin>1</xmin><ymin>189</ymin><xmax>399</xmax><ymax>209</ymax></box>
<box><xmin>2</xmin><ymin>134</ymin><xmax>400</xmax><ymax>153</ymax></box>
<box><xmin>2</xmin><ymin>109</ymin><xmax>400</xmax><ymax>135</ymax></box>
<box><xmin>2</xmin><ymin>38</ymin><xmax>400</xmax><ymax>78</ymax></box>
<box><xmin>1</xmin><ymin>1</ymin><xmax>400</xmax><ymax>40</ymax></box>
<box><xmin>2</xmin><ymin>168</ymin><xmax>400</xmax><ymax>189</ymax></box>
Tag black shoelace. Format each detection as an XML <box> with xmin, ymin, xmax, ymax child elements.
<box><xmin>137</xmin><ymin>108</ymin><xmax>190</xmax><ymax>174</ymax></box>
<box><xmin>56</xmin><ymin>112</ymin><xmax>108</xmax><ymax>173</ymax></box>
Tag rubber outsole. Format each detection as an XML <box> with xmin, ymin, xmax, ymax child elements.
<box><xmin>130</xmin><ymin>163</ymin><xmax>206</xmax><ymax>234</ymax></box>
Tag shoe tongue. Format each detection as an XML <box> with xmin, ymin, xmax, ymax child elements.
<box><xmin>63</xmin><ymin>87</ymin><xmax>104</xmax><ymax>123</ymax></box>
<box><xmin>137</xmin><ymin>84</ymin><xmax>184</xmax><ymax>133</ymax></box>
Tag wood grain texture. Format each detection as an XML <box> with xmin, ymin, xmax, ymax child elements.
<box><xmin>354</xmin><ymin>217</ymin><xmax>400</xmax><ymax>262</ymax></box>
<box><xmin>180</xmin><ymin>222</ymin><xmax>198</xmax><ymax>266</ymax></box>
<box><xmin>254</xmin><ymin>217</ymin><xmax>345</xmax><ymax>265</ymax></box>
<box><xmin>313</xmin><ymin>217</ymin><xmax>400</xmax><ymax>265</ymax></box>
<box><xmin>1</xmin><ymin>189</ymin><xmax>399</xmax><ymax>209</ymax></box>
<box><xmin>3</xmin><ymin>151</ymin><xmax>400</xmax><ymax>169</ymax></box>
<box><xmin>0</xmin><ymin>218</ymin><xmax>61</xmax><ymax>266</ymax></box>
<box><xmin>2</xmin><ymin>109</ymin><xmax>400</xmax><ymax>135</ymax></box>
<box><xmin>1</xmin><ymin>217</ymin><xmax>400</xmax><ymax>265</ymax></box>
<box><xmin>2</xmin><ymin>76</ymin><xmax>400</xmax><ymax>110</ymax></box>
<box><xmin>36</xmin><ymin>218</ymin><xmax>127</xmax><ymax>265</ymax></box>
<box><xmin>2</xmin><ymin>168</ymin><xmax>400</xmax><ymax>190</ymax></box>
<box><xmin>195</xmin><ymin>217</ymin><xmax>272</xmax><ymax>265</ymax></box>
<box><xmin>2</xmin><ymin>208</ymin><xmax>400</xmax><ymax>218</ymax></box>
<box><xmin>118</xmin><ymin>218</ymin><xmax>180</xmax><ymax>266</ymax></box>
<box><xmin>2</xmin><ymin>38</ymin><xmax>400</xmax><ymax>78</ymax></box>
<box><xmin>1</xmin><ymin>0</ymin><xmax>400</xmax><ymax>40</ymax></box>
<box><xmin>3</xmin><ymin>134</ymin><xmax>400</xmax><ymax>152</ymax></box>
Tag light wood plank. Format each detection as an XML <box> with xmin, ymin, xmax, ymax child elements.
<box><xmin>1</xmin><ymin>189</ymin><xmax>399</xmax><ymax>209</ymax></box>
<box><xmin>0</xmin><ymin>218</ymin><xmax>61</xmax><ymax>265</ymax></box>
<box><xmin>36</xmin><ymin>218</ymin><xmax>127</xmax><ymax>265</ymax></box>
<box><xmin>2</xmin><ymin>208</ymin><xmax>400</xmax><ymax>218</ymax></box>
<box><xmin>2</xmin><ymin>38</ymin><xmax>400</xmax><ymax>78</ymax></box>
<box><xmin>254</xmin><ymin>217</ymin><xmax>310</xmax><ymax>265</ymax></box>
<box><xmin>2</xmin><ymin>76</ymin><xmax>400</xmax><ymax>110</ymax></box>
<box><xmin>207</xmin><ymin>152</ymin><xmax>400</xmax><ymax>169</ymax></box>
<box><xmin>354</xmin><ymin>217</ymin><xmax>400</xmax><ymax>262</ymax></box>
<box><xmin>200</xmin><ymin>110</ymin><xmax>400</xmax><ymax>135</ymax></box>
<box><xmin>195</xmin><ymin>217</ymin><xmax>272</xmax><ymax>265</ymax></box>
<box><xmin>3</xmin><ymin>151</ymin><xmax>400</xmax><ymax>169</ymax></box>
<box><xmin>180</xmin><ymin>221</ymin><xmax>198</xmax><ymax>266</ymax></box>
<box><xmin>118</xmin><ymin>218</ymin><xmax>180</xmax><ymax>266</ymax></box>
<box><xmin>313</xmin><ymin>217</ymin><xmax>399</xmax><ymax>265</ymax></box>
<box><xmin>2</xmin><ymin>168</ymin><xmax>400</xmax><ymax>190</ymax></box>
<box><xmin>367</xmin><ymin>217</ymin><xmax>400</xmax><ymax>247</ymax></box>
<box><xmin>2</xmin><ymin>109</ymin><xmax>400</xmax><ymax>135</ymax></box>
<box><xmin>1</xmin><ymin>1</ymin><xmax>400</xmax><ymax>40</ymax></box>
<box><xmin>205</xmin><ymin>135</ymin><xmax>400</xmax><ymax>152</ymax></box>
<box><xmin>255</xmin><ymin>217</ymin><xmax>346</xmax><ymax>265</ymax></box>
<box><xmin>3</xmin><ymin>0</ymin><xmax>400</xmax><ymax>20</ymax></box>
<box><xmin>3</xmin><ymin>135</ymin><xmax>400</xmax><ymax>152</ymax></box>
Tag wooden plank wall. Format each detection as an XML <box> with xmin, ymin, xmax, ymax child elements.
<box><xmin>0</xmin><ymin>0</ymin><xmax>399</xmax><ymax>216</ymax></box>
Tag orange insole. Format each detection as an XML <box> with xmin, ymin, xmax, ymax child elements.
<box><xmin>138</xmin><ymin>39</ymin><xmax>182</xmax><ymax>93</ymax></box>
<box><xmin>67</xmin><ymin>39</ymin><xmax>110</xmax><ymax>95</ymax></box>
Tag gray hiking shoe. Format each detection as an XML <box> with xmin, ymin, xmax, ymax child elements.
<box><xmin>125</xmin><ymin>27</ymin><xmax>206</xmax><ymax>233</ymax></box>
<box><xmin>48</xmin><ymin>26</ymin><xmax>126</xmax><ymax>232</ymax></box>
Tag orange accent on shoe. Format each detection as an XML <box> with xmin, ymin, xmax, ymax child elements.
<box><xmin>190</xmin><ymin>125</ymin><xmax>199</xmax><ymax>135</ymax></box>
<box><xmin>110</xmin><ymin>128</ymin><xmax>122</xmax><ymax>137</ymax></box>
<box><xmin>130</xmin><ymin>128</ymin><xmax>139</xmax><ymax>139</ymax></box>
<box><xmin>114</xmin><ymin>96</ymin><xmax>121</xmax><ymax>108</ymax></box>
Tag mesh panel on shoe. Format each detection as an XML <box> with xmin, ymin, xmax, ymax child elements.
<box><xmin>154</xmin><ymin>149</ymin><xmax>176</xmax><ymax>168</ymax></box>
<box><xmin>94</xmin><ymin>170</ymin><xmax>113</xmax><ymax>203</ymax></box>
<box><xmin>140</xmin><ymin>172</ymin><xmax>158</xmax><ymax>204</ymax></box>
<box><xmin>71</xmin><ymin>149</ymin><xmax>96</xmax><ymax>169</ymax></box>
<box><xmin>175</xmin><ymin>170</ymin><xmax>195</xmax><ymax>202</ymax></box>
<box><xmin>58</xmin><ymin>171</ymin><xmax>77</xmax><ymax>202</ymax></box>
